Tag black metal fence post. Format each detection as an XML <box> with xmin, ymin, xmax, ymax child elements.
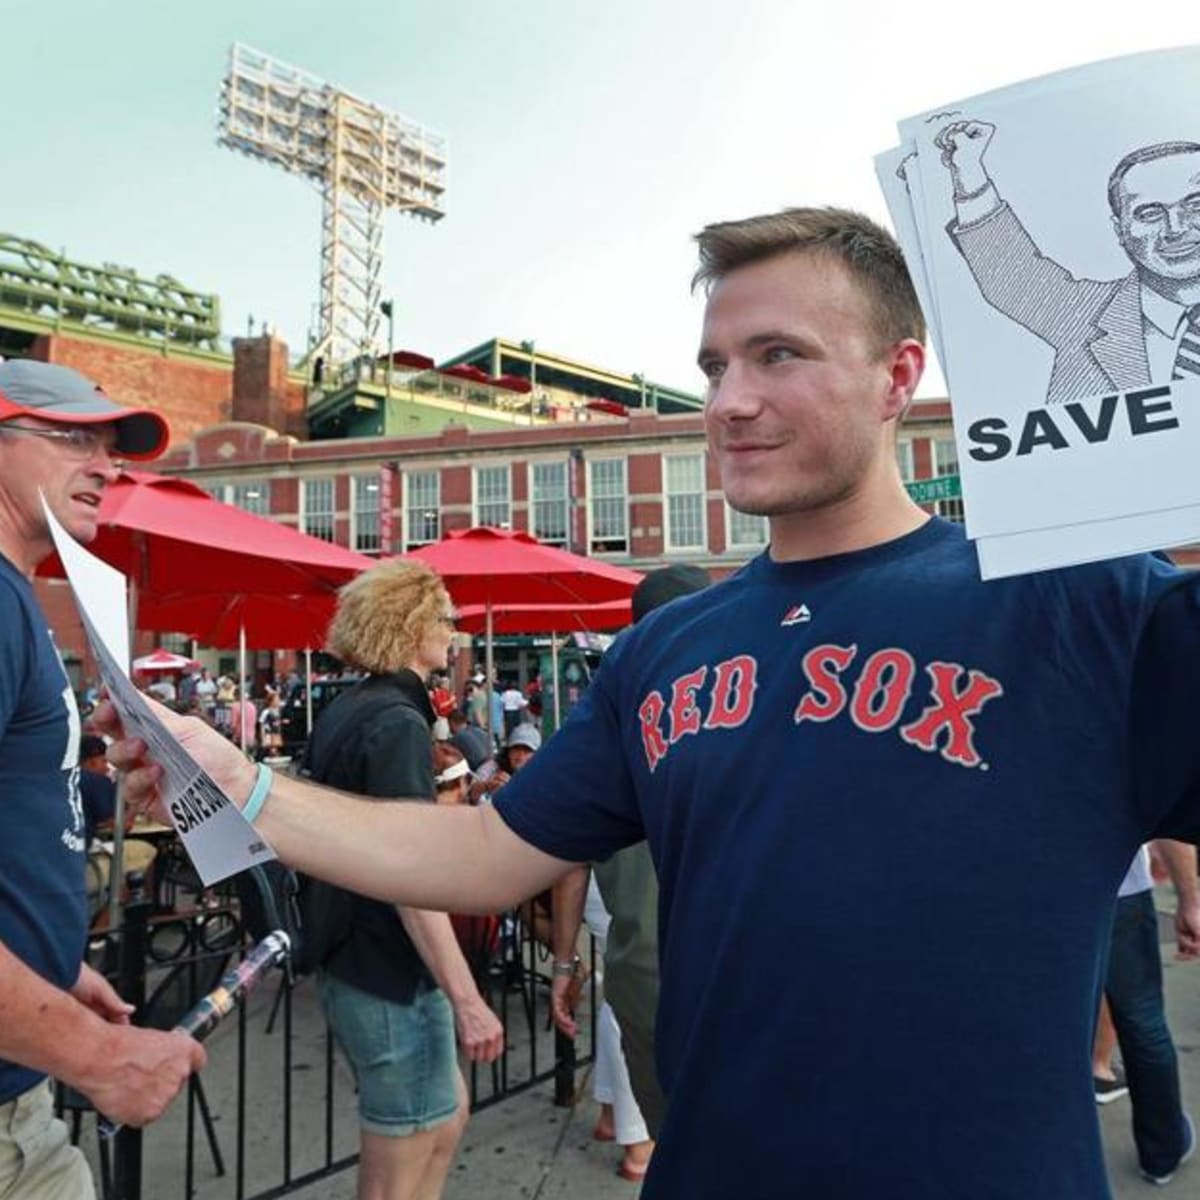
<box><xmin>553</xmin><ymin>1026</ymin><xmax>576</xmax><ymax>1108</ymax></box>
<box><xmin>112</xmin><ymin>872</ymin><xmax>151</xmax><ymax>1200</ymax></box>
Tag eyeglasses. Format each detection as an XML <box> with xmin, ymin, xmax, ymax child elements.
<box><xmin>0</xmin><ymin>424</ymin><xmax>118</xmax><ymax>460</ymax></box>
<box><xmin>438</xmin><ymin>613</ymin><xmax>458</xmax><ymax>629</ymax></box>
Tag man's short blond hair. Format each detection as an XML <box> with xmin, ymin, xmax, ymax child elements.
<box><xmin>693</xmin><ymin>207</ymin><xmax>926</xmax><ymax>354</ymax></box>
<box><xmin>327</xmin><ymin>559</ymin><xmax>449</xmax><ymax>675</ymax></box>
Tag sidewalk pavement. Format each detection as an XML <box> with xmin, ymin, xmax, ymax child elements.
<box><xmin>80</xmin><ymin>957</ymin><xmax>643</xmax><ymax>1200</ymax></box>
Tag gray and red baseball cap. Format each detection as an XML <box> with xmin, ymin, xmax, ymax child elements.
<box><xmin>0</xmin><ymin>360</ymin><xmax>168</xmax><ymax>460</ymax></box>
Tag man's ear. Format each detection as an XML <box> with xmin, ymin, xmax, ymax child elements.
<box><xmin>883</xmin><ymin>339</ymin><xmax>925</xmax><ymax>423</ymax></box>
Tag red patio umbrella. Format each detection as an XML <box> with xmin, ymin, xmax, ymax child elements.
<box><xmin>131</xmin><ymin>648</ymin><xmax>200</xmax><ymax>673</ymax></box>
<box><xmin>40</xmin><ymin>469</ymin><xmax>372</xmax><ymax>755</ymax></box>
<box><xmin>39</xmin><ymin>470</ymin><xmax>368</xmax><ymax>924</ymax></box>
<box><xmin>408</xmin><ymin>527</ymin><xmax>641</xmax><ymax>734</ymax></box>
<box><xmin>454</xmin><ymin>599</ymin><xmax>630</xmax><ymax>635</ymax></box>
<box><xmin>136</xmin><ymin>592</ymin><xmax>337</xmax><ymax>652</ymax></box>
<box><xmin>136</xmin><ymin>591</ymin><xmax>340</xmax><ymax>741</ymax></box>
<box><xmin>39</xmin><ymin>470</ymin><xmax>372</xmax><ymax>598</ymax></box>
<box><xmin>407</xmin><ymin>527</ymin><xmax>640</xmax><ymax>607</ymax></box>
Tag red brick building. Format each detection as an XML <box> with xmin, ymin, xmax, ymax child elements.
<box><xmin>156</xmin><ymin>400</ymin><xmax>964</xmax><ymax>574</ymax></box>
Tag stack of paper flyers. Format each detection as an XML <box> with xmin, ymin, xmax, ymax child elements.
<box><xmin>875</xmin><ymin>46</ymin><xmax>1200</xmax><ymax>578</ymax></box>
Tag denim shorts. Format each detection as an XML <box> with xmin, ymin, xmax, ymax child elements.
<box><xmin>318</xmin><ymin>973</ymin><xmax>460</xmax><ymax>1136</ymax></box>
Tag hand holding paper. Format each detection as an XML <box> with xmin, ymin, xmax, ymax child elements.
<box><xmin>94</xmin><ymin>697</ymin><xmax>257</xmax><ymax>824</ymax></box>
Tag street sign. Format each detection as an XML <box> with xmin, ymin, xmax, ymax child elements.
<box><xmin>905</xmin><ymin>474</ymin><xmax>961</xmax><ymax>504</ymax></box>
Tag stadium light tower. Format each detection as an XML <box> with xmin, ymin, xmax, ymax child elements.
<box><xmin>217</xmin><ymin>43</ymin><xmax>446</xmax><ymax>367</ymax></box>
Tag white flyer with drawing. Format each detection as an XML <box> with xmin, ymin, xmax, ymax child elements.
<box><xmin>877</xmin><ymin>45</ymin><xmax>1200</xmax><ymax>577</ymax></box>
<box><xmin>45</xmin><ymin>498</ymin><xmax>275</xmax><ymax>885</ymax></box>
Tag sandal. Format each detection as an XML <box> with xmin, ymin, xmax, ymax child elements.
<box><xmin>618</xmin><ymin>1156</ymin><xmax>651</xmax><ymax>1182</ymax></box>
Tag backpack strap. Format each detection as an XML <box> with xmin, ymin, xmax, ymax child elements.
<box><xmin>300</xmin><ymin>680</ymin><xmax>402</xmax><ymax>786</ymax></box>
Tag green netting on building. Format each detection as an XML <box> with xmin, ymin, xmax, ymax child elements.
<box><xmin>0</xmin><ymin>234</ymin><xmax>220</xmax><ymax>349</ymax></box>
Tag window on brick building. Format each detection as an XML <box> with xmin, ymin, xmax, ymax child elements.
<box><xmin>404</xmin><ymin>470</ymin><xmax>440</xmax><ymax>548</ymax></box>
<box><xmin>664</xmin><ymin>453</ymin><xmax>706</xmax><ymax>552</ymax></box>
<box><xmin>587</xmin><ymin>458</ymin><xmax>628</xmax><ymax>554</ymax></box>
<box><xmin>933</xmin><ymin>438</ymin><xmax>964</xmax><ymax>524</ymax></box>
<box><xmin>229</xmin><ymin>480</ymin><xmax>269</xmax><ymax>516</ymax></box>
<box><xmin>473</xmin><ymin>464</ymin><xmax>511</xmax><ymax>529</ymax></box>
<box><xmin>895</xmin><ymin>440</ymin><xmax>915</xmax><ymax>482</ymax></box>
<box><xmin>301</xmin><ymin>477</ymin><xmax>336</xmax><ymax>542</ymax></box>
<box><xmin>352</xmin><ymin>474</ymin><xmax>382</xmax><ymax>554</ymax></box>
<box><xmin>531</xmin><ymin>461</ymin><xmax>568</xmax><ymax>546</ymax></box>
<box><xmin>727</xmin><ymin>506</ymin><xmax>769</xmax><ymax>549</ymax></box>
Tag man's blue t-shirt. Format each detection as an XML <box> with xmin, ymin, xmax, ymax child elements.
<box><xmin>494</xmin><ymin>518</ymin><xmax>1200</xmax><ymax>1199</ymax></box>
<box><xmin>0</xmin><ymin>554</ymin><xmax>88</xmax><ymax>1103</ymax></box>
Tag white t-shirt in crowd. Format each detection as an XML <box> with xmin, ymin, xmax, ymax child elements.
<box><xmin>1117</xmin><ymin>845</ymin><xmax>1154</xmax><ymax>898</ymax></box>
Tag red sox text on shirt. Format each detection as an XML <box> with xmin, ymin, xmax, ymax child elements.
<box><xmin>638</xmin><ymin>643</ymin><xmax>1004</xmax><ymax>773</ymax></box>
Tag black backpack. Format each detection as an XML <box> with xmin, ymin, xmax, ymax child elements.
<box><xmin>234</xmin><ymin>854</ymin><xmax>351</xmax><ymax>979</ymax></box>
<box><xmin>233</xmin><ymin>690</ymin><xmax>371</xmax><ymax>977</ymax></box>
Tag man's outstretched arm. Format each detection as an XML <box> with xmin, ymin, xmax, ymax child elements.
<box><xmin>101</xmin><ymin>702</ymin><xmax>576</xmax><ymax>915</ymax></box>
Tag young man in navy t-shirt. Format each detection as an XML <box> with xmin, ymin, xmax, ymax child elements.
<box><xmin>0</xmin><ymin>361</ymin><xmax>204</xmax><ymax>1197</ymax></box>
<box><xmin>107</xmin><ymin>209</ymin><xmax>1200</xmax><ymax>1198</ymax></box>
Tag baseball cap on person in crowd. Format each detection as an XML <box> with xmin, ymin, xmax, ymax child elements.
<box><xmin>632</xmin><ymin>563</ymin><xmax>711</xmax><ymax>624</ymax></box>
<box><xmin>0</xmin><ymin>360</ymin><xmax>169</xmax><ymax>460</ymax></box>
<box><xmin>506</xmin><ymin>724</ymin><xmax>542</xmax><ymax>753</ymax></box>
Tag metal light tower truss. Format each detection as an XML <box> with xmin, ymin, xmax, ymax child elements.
<box><xmin>217</xmin><ymin>43</ymin><xmax>446</xmax><ymax>366</ymax></box>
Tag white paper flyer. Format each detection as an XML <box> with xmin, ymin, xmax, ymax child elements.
<box><xmin>45</xmin><ymin>497</ymin><xmax>275</xmax><ymax>885</ymax></box>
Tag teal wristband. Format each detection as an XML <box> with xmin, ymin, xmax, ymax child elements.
<box><xmin>242</xmin><ymin>763</ymin><xmax>273</xmax><ymax>825</ymax></box>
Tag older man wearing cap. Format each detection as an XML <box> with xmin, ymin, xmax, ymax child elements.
<box><xmin>0</xmin><ymin>361</ymin><xmax>204</xmax><ymax>1199</ymax></box>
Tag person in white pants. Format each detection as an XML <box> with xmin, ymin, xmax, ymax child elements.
<box><xmin>554</xmin><ymin>870</ymin><xmax>653</xmax><ymax>1181</ymax></box>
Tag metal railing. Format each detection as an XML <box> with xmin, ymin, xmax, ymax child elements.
<box><xmin>66</xmin><ymin>878</ymin><xmax>596</xmax><ymax>1200</ymax></box>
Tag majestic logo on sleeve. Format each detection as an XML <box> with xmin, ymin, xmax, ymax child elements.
<box><xmin>638</xmin><ymin>642</ymin><xmax>1003</xmax><ymax>772</ymax></box>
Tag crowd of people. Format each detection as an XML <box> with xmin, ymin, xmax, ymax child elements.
<box><xmin>2</xmin><ymin>198</ymin><xmax>1199</xmax><ymax>1200</ymax></box>
<box><xmin>111</xmin><ymin>660</ymin><xmax>543</xmax><ymax>771</ymax></box>
<box><xmin>124</xmin><ymin>667</ymin><xmax>288</xmax><ymax>757</ymax></box>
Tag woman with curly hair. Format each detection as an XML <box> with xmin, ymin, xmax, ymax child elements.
<box><xmin>309</xmin><ymin>559</ymin><xmax>503</xmax><ymax>1200</ymax></box>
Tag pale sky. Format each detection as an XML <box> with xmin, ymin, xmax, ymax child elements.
<box><xmin>6</xmin><ymin>2</ymin><xmax>1198</xmax><ymax>397</ymax></box>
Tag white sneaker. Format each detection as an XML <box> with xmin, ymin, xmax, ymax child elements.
<box><xmin>1140</xmin><ymin>1113</ymin><xmax>1196</xmax><ymax>1186</ymax></box>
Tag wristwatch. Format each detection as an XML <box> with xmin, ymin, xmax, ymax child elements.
<box><xmin>552</xmin><ymin>954</ymin><xmax>582</xmax><ymax>978</ymax></box>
